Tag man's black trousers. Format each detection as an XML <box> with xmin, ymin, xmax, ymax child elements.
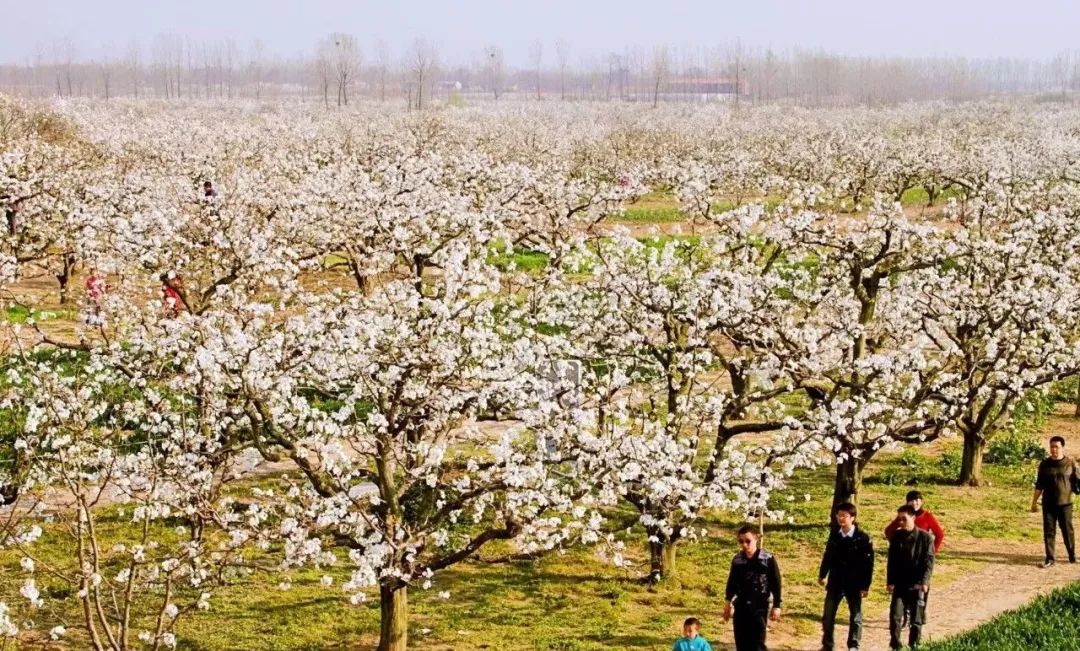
<box><xmin>1043</xmin><ymin>502</ymin><xmax>1076</xmax><ymax>563</ymax></box>
<box><xmin>889</xmin><ymin>588</ymin><xmax>927</xmax><ymax>650</ymax></box>
<box><xmin>733</xmin><ymin>607</ymin><xmax>768</xmax><ymax>651</ymax></box>
<box><xmin>822</xmin><ymin>586</ymin><xmax>863</xmax><ymax>650</ymax></box>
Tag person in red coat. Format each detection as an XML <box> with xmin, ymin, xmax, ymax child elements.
<box><xmin>885</xmin><ymin>490</ymin><xmax>945</xmax><ymax>553</ymax></box>
<box><xmin>160</xmin><ymin>273</ymin><xmax>187</xmax><ymax>317</ymax></box>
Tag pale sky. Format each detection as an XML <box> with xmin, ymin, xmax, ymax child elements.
<box><xmin>1</xmin><ymin>0</ymin><xmax>1078</xmax><ymax>65</ymax></box>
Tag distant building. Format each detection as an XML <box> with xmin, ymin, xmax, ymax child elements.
<box><xmin>625</xmin><ymin>76</ymin><xmax>743</xmax><ymax>103</ymax></box>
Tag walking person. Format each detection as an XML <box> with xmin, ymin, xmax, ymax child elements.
<box><xmin>723</xmin><ymin>526</ymin><xmax>782</xmax><ymax>651</ymax></box>
<box><xmin>887</xmin><ymin>505</ymin><xmax>935</xmax><ymax>650</ymax></box>
<box><xmin>1031</xmin><ymin>435</ymin><xmax>1078</xmax><ymax>567</ymax></box>
<box><xmin>160</xmin><ymin>273</ymin><xmax>187</xmax><ymax>317</ymax></box>
<box><xmin>885</xmin><ymin>490</ymin><xmax>944</xmax><ymax>554</ymax></box>
<box><xmin>819</xmin><ymin>502</ymin><xmax>874</xmax><ymax>651</ymax></box>
<box><xmin>84</xmin><ymin>267</ymin><xmax>107</xmax><ymax>326</ymax></box>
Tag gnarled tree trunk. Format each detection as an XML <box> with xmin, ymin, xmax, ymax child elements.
<box><xmin>378</xmin><ymin>583</ymin><xmax>408</xmax><ymax>651</ymax></box>
<box><xmin>959</xmin><ymin>432</ymin><xmax>985</xmax><ymax>487</ymax></box>
<box><xmin>831</xmin><ymin>452</ymin><xmax>871</xmax><ymax>519</ymax></box>
<box><xmin>647</xmin><ymin>535</ymin><xmax>678</xmax><ymax>584</ymax></box>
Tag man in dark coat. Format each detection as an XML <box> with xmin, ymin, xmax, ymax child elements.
<box><xmin>819</xmin><ymin>502</ymin><xmax>874</xmax><ymax>651</ymax></box>
<box><xmin>1031</xmin><ymin>435</ymin><xmax>1078</xmax><ymax>567</ymax></box>
<box><xmin>723</xmin><ymin>525</ymin><xmax>782</xmax><ymax>651</ymax></box>
<box><xmin>887</xmin><ymin>505</ymin><xmax>935</xmax><ymax>649</ymax></box>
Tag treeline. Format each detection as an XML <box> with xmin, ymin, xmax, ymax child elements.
<box><xmin>4</xmin><ymin>35</ymin><xmax>1080</xmax><ymax>107</ymax></box>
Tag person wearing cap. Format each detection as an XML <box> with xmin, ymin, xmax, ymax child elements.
<box><xmin>885</xmin><ymin>490</ymin><xmax>944</xmax><ymax>554</ymax></box>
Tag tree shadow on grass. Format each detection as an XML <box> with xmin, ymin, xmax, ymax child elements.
<box><xmin>590</xmin><ymin>633</ymin><xmax>672</xmax><ymax>646</ymax></box>
<box><xmin>761</xmin><ymin>521</ymin><xmax>825</xmax><ymax>534</ymax></box>
<box><xmin>942</xmin><ymin>548</ymin><xmax>1043</xmax><ymax>567</ymax></box>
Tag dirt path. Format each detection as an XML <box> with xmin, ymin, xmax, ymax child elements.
<box><xmin>733</xmin><ymin>538</ymin><xmax>1080</xmax><ymax>651</ymax></box>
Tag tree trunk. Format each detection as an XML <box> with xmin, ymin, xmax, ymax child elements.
<box><xmin>925</xmin><ymin>184</ymin><xmax>938</xmax><ymax>207</ymax></box>
<box><xmin>959</xmin><ymin>432</ymin><xmax>985</xmax><ymax>487</ymax></box>
<box><xmin>1074</xmin><ymin>380</ymin><xmax>1080</xmax><ymax>418</ymax></box>
<box><xmin>378</xmin><ymin>583</ymin><xmax>408</xmax><ymax>651</ymax></box>
<box><xmin>647</xmin><ymin>537</ymin><xmax>678</xmax><ymax>583</ymax></box>
<box><xmin>831</xmin><ymin>453</ymin><xmax>869</xmax><ymax>517</ymax></box>
<box><xmin>56</xmin><ymin>253</ymin><xmax>76</xmax><ymax>305</ymax></box>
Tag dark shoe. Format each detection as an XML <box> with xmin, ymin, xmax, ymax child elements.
<box><xmin>1041</xmin><ymin>559</ymin><xmax>1056</xmax><ymax>568</ymax></box>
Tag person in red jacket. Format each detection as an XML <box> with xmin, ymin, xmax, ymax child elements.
<box><xmin>160</xmin><ymin>273</ymin><xmax>187</xmax><ymax>317</ymax></box>
<box><xmin>885</xmin><ymin>490</ymin><xmax>945</xmax><ymax>553</ymax></box>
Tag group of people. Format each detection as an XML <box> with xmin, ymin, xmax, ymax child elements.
<box><xmin>673</xmin><ymin>492</ymin><xmax>941</xmax><ymax>651</ymax></box>
<box><xmin>81</xmin><ymin>180</ymin><xmax>219</xmax><ymax>323</ymax></box>
<box><xmin>675</xmin><ymin>435</ymin><xmax>1080</xmax><ymax>651</ymax></box>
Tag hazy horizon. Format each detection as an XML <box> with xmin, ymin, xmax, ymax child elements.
<box><xmin>1</xmin><ymin>0</ymin><xmax>1078</xmax><ymax>66</ymax></box>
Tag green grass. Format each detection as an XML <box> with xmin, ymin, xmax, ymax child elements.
<box><xmin>488</xmin><ymin>247</ymin><xmax>551</xmax><ymax>273</ymax></box>
<box><xmin>618</xmin><ymin>206</ymin><xmax>685</xmax><ymax>223</ymax></box>
<box><xmin>923</xmin><ymin>580</ymin><xmax>1080</xmax><ymax>650</ymax></box>
<box><xmin>0</xmin><ymin>436</ymin><xmax>1046</xmax><ymax>650</ymax></box>
<box><xmin>639</xmin><ymin>234</ymin><xmax>702</xmax><ymax>249</ymax></box>
<box><xmin>900</xmin><ymin>186</ymin><xmax>964</xmax><ymax>206</ymax></box>
<box><xmin>3</xmin><ymin>304</ymin><xmax>73</xmax><ymax>323</ymax></box>
<box><xmin>323</xmin><ymin>253</ymin><xmax>350</xmax><ymax>268</ymax></box>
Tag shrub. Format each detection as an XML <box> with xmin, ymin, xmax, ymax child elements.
<box><xmin>985</xmin><ymin>431</ymin><xmax>1045</xmax><ymax>466</ymax></box>
<box><xmin>873</xmin><ymin>448</ymin><xmax>957</xmax><ymax>486</ymax></box>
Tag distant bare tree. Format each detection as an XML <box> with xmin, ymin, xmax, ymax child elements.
<box><xmin>484</xmin><ymin>45</ymin><xmax>505</xmax><ymax>100</ymax></box>
<box><xmin>325</xmin><ymin>33</ymin><xmax>360</xmax><ymax>106</ymax></box>
<box><xmin>99</xmin><ymin>53</ymin><xmax>112</xmax><ymax>100</ymax></box>
<box><xmin>374</xmin><ymin>39</ymin><xmax>391</xmax><ymax>102</ymax></box>
<box><xmin>224</xmin><ymin>39</ymin><xmax>238</xmax><ymax>98</ymax></box>
<box><xmin>728</xmin><ymin>41</ymin><xmax>746</xmax><ymax>107</ymax></box>
<box><xmin>529</xmin><ymin>40</ymin><xmax>543</xmax><ymax>99</ymax></box>
<box><xmin>125</xmin><ymin>41</ymin><xmax>141</xmax><ymax>98</ymax></box>
<box><xmin>555</xmin><ymin>40</ymin><xmax>571</xmax><ymax>101</ymax></box>
<box><xmin>51</xmin><ymin>38</ymin><xmax>76</xmax><ymax>97</ymax></box>
<box><xmin>314</xmin><ymin>44</ymin><xmax>333</xmax><ymax>109</ymax></box>
<box><xmin>650</xmin><ymin>46</ymin><xmax>670</xmax><ymax>108</ymax></box>
<box><xmin>153</xmin><ymin>35</ymin><xmax>171</xmax><ymax>98</ymax></box>
<box><xmin>409</xmin><ymin>39</ymin><xmax>438</xmax><ymax>110</ymax></box>
<box><xmin>251</xmin><ymin>39</ymin><xmax>266</xmax><ymax>100</ymax></box>
<box><xmin>1050</xmin><ymin>51</ymin><xmax>1070</xmax><ymax>94</ymax></box>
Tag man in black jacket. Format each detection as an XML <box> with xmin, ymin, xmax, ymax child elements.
<box><xmin>1030</xmin><ymin>435</ymin><xmax>1078</xmax><ymax>567</ymax></box>
<box><xmin>887</xmin><ymin>505</ymin><xmax>935</xmax><ymax>649</ymax></box>
<box><xmin>818</xmin><ymin>502</ymin><xmax>874</xmax><ymax>651</ymax></box>
<box><xmin>723</xmin><ymin>525</ymin><xmax>782</xmax><ymax>651</ymax></box>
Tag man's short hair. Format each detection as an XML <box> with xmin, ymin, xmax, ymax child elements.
<box><xmin>835</xmin><ymin>502</ymin><xmax>857</xmax><ymax>518</ymax></box>
<box><xmin>737</xmin><ymin>525</ymin><xmax>760</xmax><ymax>538</ymax></box>
<box><xmin>897</xmin><ymin>504</ymin><xmax>917</xmax><ymax>517</ymax></box>
<box><xmin>683</xmin><ymin>617</ymin><xmax>701</xmax><ymax>629</ymax></box>
<box><xmin>1051</xmin><ymin>435</ymin><xmax>1066</xmax><ymax>447</ymax></box>
<box><xmin>905</xmin><ymin>490</ymin><xmax>923</xmax><ymax>502</ymax></box>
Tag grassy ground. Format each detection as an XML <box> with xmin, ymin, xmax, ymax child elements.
<box><xmin>922</xmin><ymin>581</ymin><xmax>1080</xmax><ymax>651</ymax></box>
<box><xmin>0</xmin><ymin>430</ymin><xmax>1051</xmax><ymax>650</ymax></box>
<box><xmin>900</xmin><ymin>186</ymin><xmax>965</xmax><ymax>207</ymax></box>
<box><xmin>0</xmin><ymin>190</ymin><xmax>1067</xmax><ymax>650</ymax></box>
<box><xmin>610</xmin><ymin>186</ymin><xmax>953</xmax><ymax>227</ymax></box>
